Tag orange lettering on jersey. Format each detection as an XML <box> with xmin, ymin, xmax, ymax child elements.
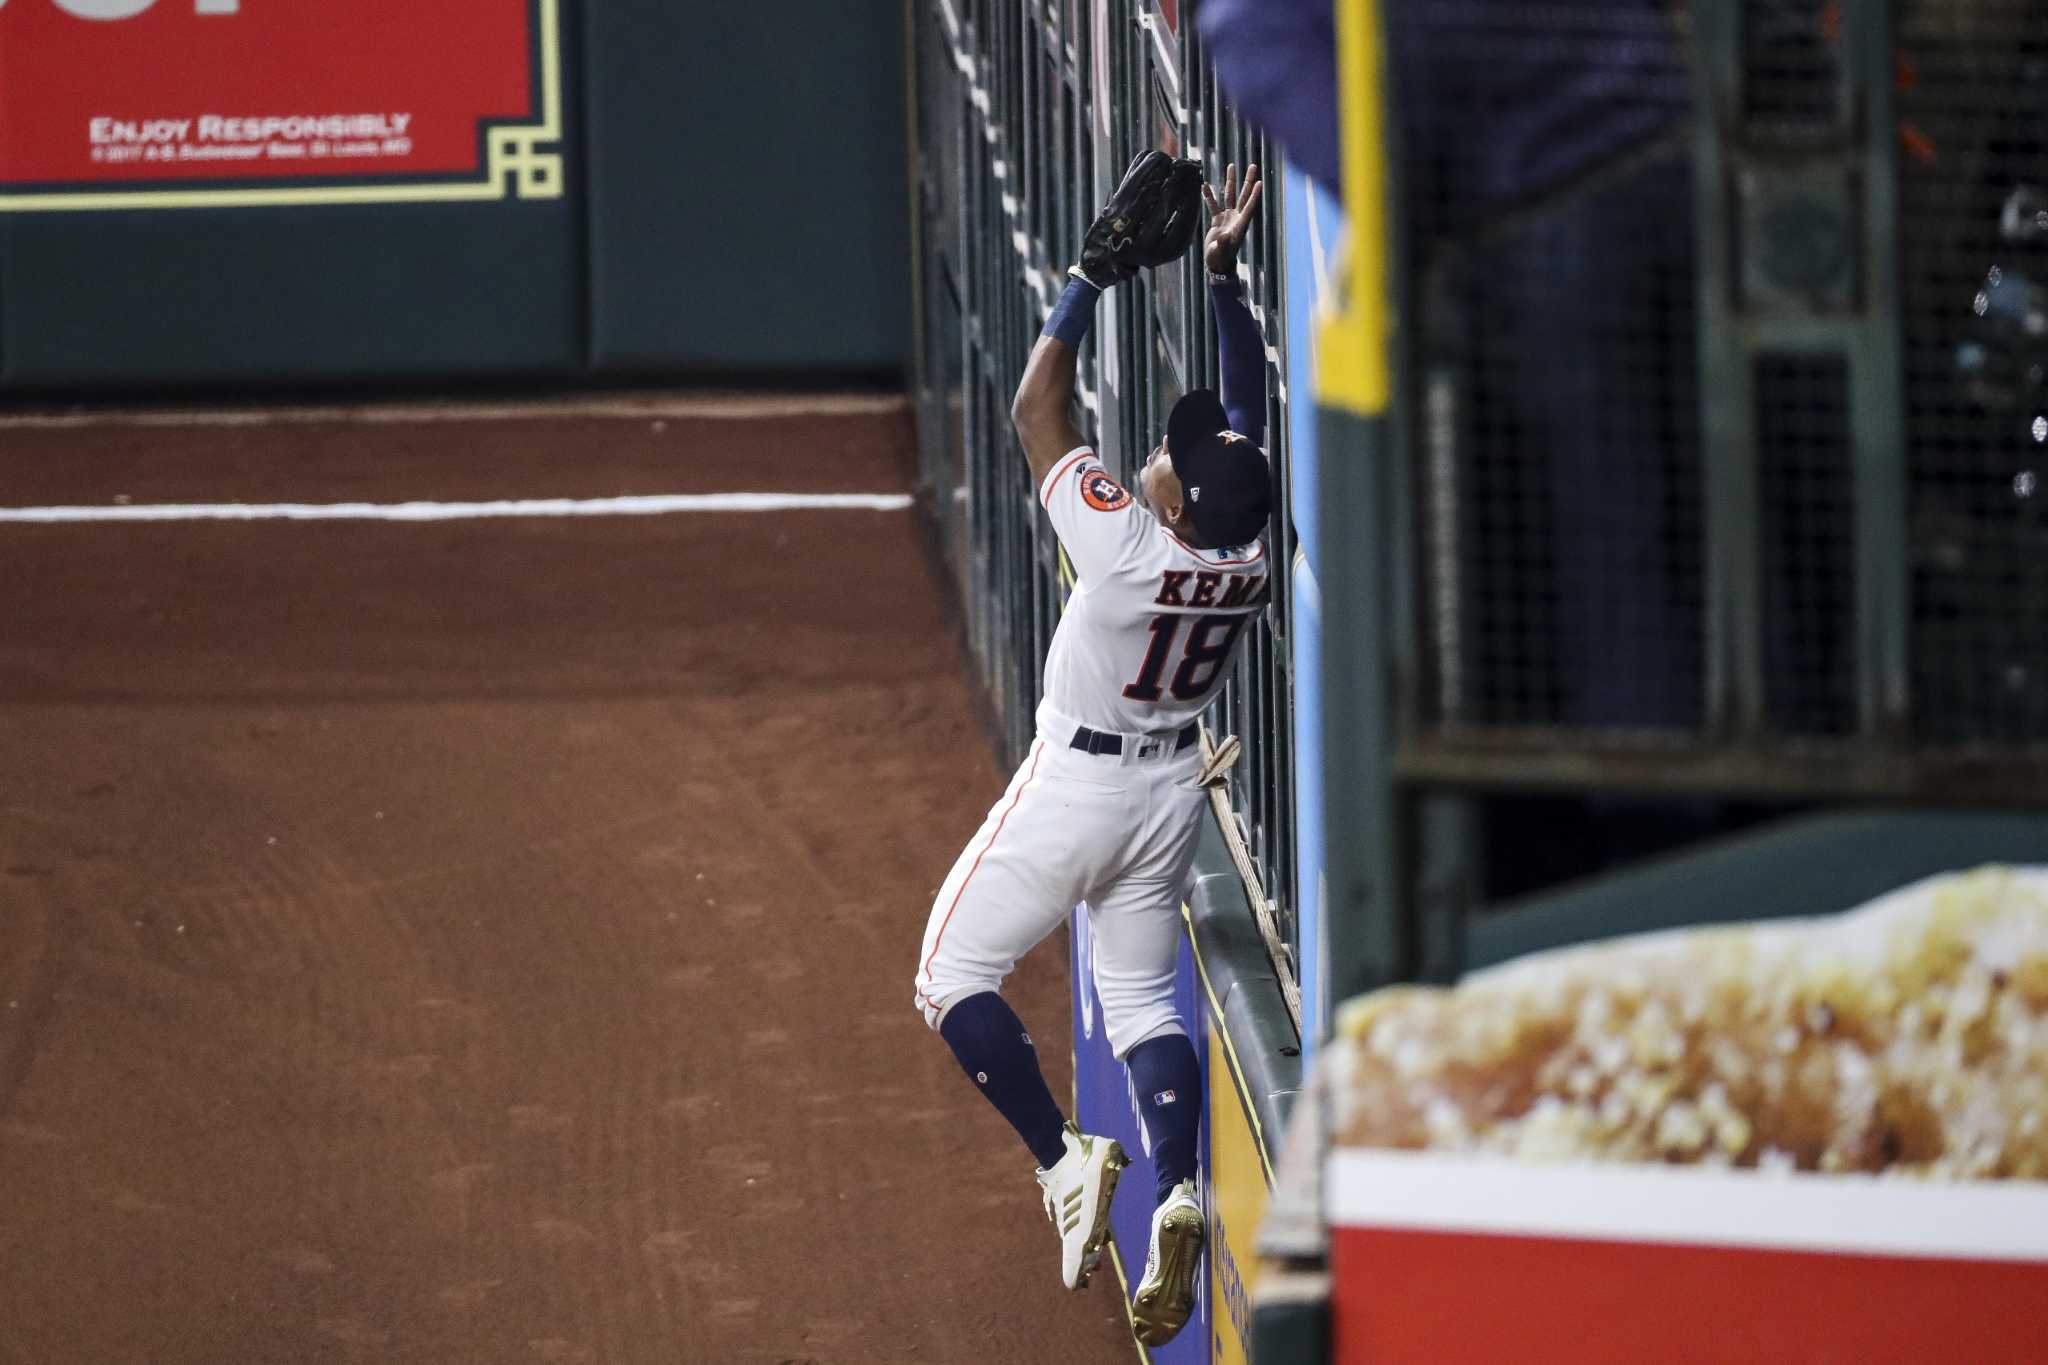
<box><xmin>1155</xmin><ymin>570</ymin><xmax>1192</xmax><ymax>606</ymax></box>
<box><xmin>1189</xmin><ymin>571</ymin><xmax>1223</xmax><ymax>608</ymax></box>
<box><xmin>1219</xmin><ymin>573</ymin><xmax>1263</xmax><ymax>609</ymax></box>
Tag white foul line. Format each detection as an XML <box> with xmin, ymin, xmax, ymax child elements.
<box><xmin>0</xmin><ymin>492</ymin><xmax>914</xmax><ymax>524</ymax></box>
<box><xmin>0</xmin><ymin>391</ymin><xmax>909</xmax><ymax>431</ymax></box>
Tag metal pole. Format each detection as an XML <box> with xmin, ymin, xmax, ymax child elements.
<box><xmin>1846</xmin><ymin>0</ymin><xmax>1911</xmax><ymax>738</ymax></box>
<box><xmin>1317</xmin><ymin>0</ymin><xmax>1409</xmax><ymax>1002</ymax></box>
<box><xmin>1691</xmin><ymin>0</ymin><xmax>1768</xmax><ymax>739</ymax></box>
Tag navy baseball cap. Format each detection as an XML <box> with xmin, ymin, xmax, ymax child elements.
<box><xmin>1165</xmin><ymin>388</ymin><xmax>1271</xmax><ymax>548</ymax></box>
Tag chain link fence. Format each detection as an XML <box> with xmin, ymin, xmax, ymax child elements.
<box><xmin>1402</xmin><ymin>2</ymin><xmax>1704</xmax><ymax>739</ymax></box>
<box><xmin>1898</xmin><ymin>0</ymin><xmax>2048</xmax><ymax>748</ymax></box>
<box><xmin>1400</xmin><ymin>0</ymin><xmax>2048</xmax><ymax>796</ymax></box>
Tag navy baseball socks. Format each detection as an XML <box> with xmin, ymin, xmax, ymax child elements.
<box><xmin>938</xmin><ymin>990</ymin><xmax>1069</xmax><ymax>1170</ymax></box>
<box><xmin>940</xmin><ymin>994</ymin><xmax>1199</xmax><ymax>1204</ymax></box>
<box><xmin>1127</xmin><ymin>1030</ymin><xmax>1206</xmax><ymax>1343</ymax></box>
<box><xmin>1126</xmin><ymin>1030</ymin><xmax>1202</xmax><ymax>1204</ymax></box>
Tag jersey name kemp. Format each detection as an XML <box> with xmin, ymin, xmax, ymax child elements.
<box><xmin>1149</xmin><ymin>569</ymin><xmax>1264</xmax><ymax>611</ymax></box>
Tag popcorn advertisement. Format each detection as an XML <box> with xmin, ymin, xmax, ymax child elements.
<box><xmin>1314</xmin><ymin>868</ymin><xmax>2048</xmax><ymax>1362</ymax></box>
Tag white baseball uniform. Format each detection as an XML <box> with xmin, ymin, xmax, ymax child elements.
<box><xmin>915</xmin><ymin>444</ymin><xmax>1269</xmax><ymax>1058</ymax></box>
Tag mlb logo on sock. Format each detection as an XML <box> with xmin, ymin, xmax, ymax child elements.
<box><xmin>1153</xmin><ymin>1089</ymin><xmax>1177</xmax><ymax>1105</ymax></box>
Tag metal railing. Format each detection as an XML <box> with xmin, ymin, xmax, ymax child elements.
<box><xmin>909</xmin><ymin>0</ymin><xmax>1303</xmax><ymax>985</ymax></box>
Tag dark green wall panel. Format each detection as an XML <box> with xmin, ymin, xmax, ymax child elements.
<box><xmin>0</xmin><ymin>202</ymin><xmax>582</xmax><ymax>389</ymax></box>
<box><xmin>581</xmin><ymin>0</ymin><xmax>909</xmax><ymax>374</ymax></box>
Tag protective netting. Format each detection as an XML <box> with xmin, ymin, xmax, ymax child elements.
<box><xmin>1757</xmin><ymin>353</ymin><xmax>1857</xmax><ymax>736</ymax></box>
<box><xmin>1898</xmin><ymin>0</ymin><xmax>2048</xmax><ymax>748</ymax></box>
<box><xmin>1405</xmin><ymin>0</ymin><xmax>2048</xmax><ymax>774</ymax></box>
<box><xmin>1400</xmin><ymin>1</ymin><xmax>1704</xmax><ymax>735</ymax></box>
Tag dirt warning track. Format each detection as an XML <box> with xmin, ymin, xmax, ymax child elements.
<box><xmin>0</xmin><ymin>402</ymin><xmax>1136</xmax><ymax>1365</ymax></box>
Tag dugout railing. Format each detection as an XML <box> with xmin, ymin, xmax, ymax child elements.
<box><xmin>908</xmin><ymin>0</ymin><xmax>1303</xmax><ymax>1009</ymax></box>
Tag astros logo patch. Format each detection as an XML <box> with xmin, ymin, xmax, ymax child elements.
<box><xmin>1080</xmin><ymin>470</ymin><xmax>1132</xmax><ymax>512</ymax></box>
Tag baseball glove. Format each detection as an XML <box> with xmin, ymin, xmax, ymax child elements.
<box><xmin>1070</xmin><ymin>151</ymin><xmax>1204</xmax><ymax>289</ymax></box>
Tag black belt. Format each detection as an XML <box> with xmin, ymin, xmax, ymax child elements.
<box><xmin>1069</xmin><ymin>721</ymin><xmax>1198</xmax><ymax>757</ymax></box>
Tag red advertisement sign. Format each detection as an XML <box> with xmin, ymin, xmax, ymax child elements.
<box><xmin>0</xmin><ymin>0</ymin><xmax>562</xmax><ymax>210</ymax></box>
<box><xmin>1327</xmin><ymin>1151</ymin><xmax>2048</xmax><ymax>1364</ymax></box>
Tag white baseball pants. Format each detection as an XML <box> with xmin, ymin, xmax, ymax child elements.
<box><xmin>913</xmin><ymin>714</ymin><xmax>1206</xmax><ymax>1060</ymax></box>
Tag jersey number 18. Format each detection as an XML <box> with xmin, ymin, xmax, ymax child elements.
<box><xmin>1122</xmin><ymin>613</ymin><xmax>1251</xmax><ymax>703</ymax></box>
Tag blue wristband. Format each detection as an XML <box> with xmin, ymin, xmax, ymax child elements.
<box><xmin>1042</xmin><ymin>276</ymin><xmax>1102</xmax><ymax>349</ymax></box>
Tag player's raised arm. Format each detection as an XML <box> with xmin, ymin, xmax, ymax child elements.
<box><xmin>1203</xmin><ymin>163</ymin><xmax>1267</xmax><ymax>445</ymax></box>
<box><xmin>1012</xmin><ymin>151</ymin><xmax>1205</xmax><ymax>487</ymax></box>
<box><xmin>1011</xmin><ymin>328</ymin><xmax>1090</xmax><ymax>489</ymax></box>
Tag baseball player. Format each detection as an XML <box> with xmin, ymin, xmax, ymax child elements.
<box><xmin>913</xmin><ymin>157</ymin><xmax>1268</xmax><ymax>1348</ymax></box>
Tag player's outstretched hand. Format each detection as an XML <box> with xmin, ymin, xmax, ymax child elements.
<box><xmin>1202</xmin><ymin>163</ymin><xmax>1263</xmax><ymax>278</ymax></box>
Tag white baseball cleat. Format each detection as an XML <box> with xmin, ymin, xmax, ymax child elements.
<box><xmin>1035</xmin><ymin>1120</ymin><xmax>1127</xmax><ymax>1289</ymax></box>
<box><xmin>1131</xmin><ymin>1179</ymin><xmax>1205</xmax><ymax>1346</ymax></box>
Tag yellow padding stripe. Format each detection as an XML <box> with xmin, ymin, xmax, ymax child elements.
<box><xmin>1316</xmin><ymin>0</ymin><xmax>1393</xmax><ymax>416</ymax></box>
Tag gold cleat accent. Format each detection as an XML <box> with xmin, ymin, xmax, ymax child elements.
<box><xmin>1073</xmin><ymin>1145</ymin><xmax>1127</xmax><ymax>1288</ymax></box>
<box><xmin>1039</xmin><ymin>1123</ymin><xmax>1130</xmax><ymax>1290</ymax></box>
<box><xmin>1131</xmin><ymin>1193</ymin><xmax>1205</xmax><ymax>1345</ymax></box>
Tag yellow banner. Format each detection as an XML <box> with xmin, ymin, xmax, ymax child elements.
<box><xmin>1316</xmin><ymin>0</ymin><xmax>1392</xmax><ymax>416</ymax></box>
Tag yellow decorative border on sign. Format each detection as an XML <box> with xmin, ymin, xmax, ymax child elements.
<box><xmin>0</xmin><ymin>0</ymin><xmax>563</xmax><ymax>213</ymax></box>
